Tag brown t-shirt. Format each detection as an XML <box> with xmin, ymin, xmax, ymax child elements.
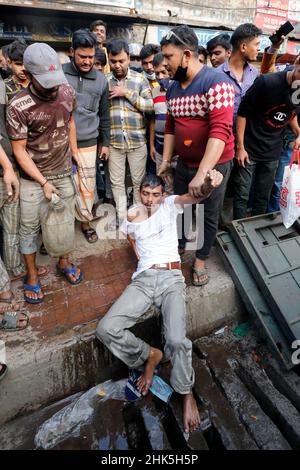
<box><xmin>6</xmin><ymin>83</ymin><xmax>76</xmax><ymax>179</ymax></box>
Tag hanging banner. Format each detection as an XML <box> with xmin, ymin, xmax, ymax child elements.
<box><xmin>255</xmin><ymin>0</ymin><xmax>289</xmax><ymax>32</ymax></box>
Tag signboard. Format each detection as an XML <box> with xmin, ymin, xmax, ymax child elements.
<box><xmin>71</xmin><ymin>0</ymin><xmax>135</xmax><ymax>7</ymax></box>
<box><xmin>288</xmin><ymin>0</ymin><xmax>300</xmax><ymax>21</ymax></box>
<box><xmin>157</xmin><ymin>27</ymin><xmax>286</xmax><ymax>53</ymax></box>
<box><xmin>255</xmin><ymin>0</ymin><xmax>289</xmax><ymax>32</ymax></box>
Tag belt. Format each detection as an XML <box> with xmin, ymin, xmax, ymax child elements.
<box><xmin>150</xmin><ymin>262</ymin><xmax>181</xmax><ymax>270</ymax></box>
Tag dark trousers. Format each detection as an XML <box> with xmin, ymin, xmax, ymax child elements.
<box><xmin>233</xmin><ymin>159</ymin><xmax>279</xmax><ymax>220</ymax></box>
<box><xmin>174</xmin><ymin>158</ymin><xmax>233</xmax><ymax>260</ymax></box>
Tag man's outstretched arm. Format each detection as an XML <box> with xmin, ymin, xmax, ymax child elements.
<box><xmin>174</xmin><ymin>169</ymin><xmax>223</xmax><ymax>207</ymax></box>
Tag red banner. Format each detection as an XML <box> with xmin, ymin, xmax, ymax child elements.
<box><xmin>255</xmin><ymin>0</ymin><xmax>289</xmax><ymax>32</ymax></box>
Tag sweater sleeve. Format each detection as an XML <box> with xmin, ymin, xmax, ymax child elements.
<box><xmin>238</xmin><ymin>76</ymin><xmax>265</xmax><ymax>118</ymax></box>
<box><xmin>98</xmin><ymin>82</ymin><xmax>110</xmax><ymax>147</ymax></box>
<box><xmin>206</xmin><ymin>81</ymin><xmax>235</xmax><ymax>142</ymax></box>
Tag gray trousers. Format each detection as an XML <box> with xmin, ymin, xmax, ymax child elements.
<box><xmin>96</xmin><ymin>269</ymin><xmax>194</xmax><ymax>394</ymax></box>
<box><xmin>0</xmin><ymin>177</ymin><xmax>25</xmax><ymax>277</ymax></box>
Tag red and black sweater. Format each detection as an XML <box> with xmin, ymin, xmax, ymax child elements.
<box><xmin>165</xmin><ymin>66</ymin><xmax>235</xmax><ymax>168</ymax></box>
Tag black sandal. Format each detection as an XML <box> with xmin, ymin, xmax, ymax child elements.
<box><xmin>82</xmin><ymin>228</ymin><xmax>98</xmax><ymax>243</ymax></box>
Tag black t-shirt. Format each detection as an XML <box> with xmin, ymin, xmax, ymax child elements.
<box><xmin>238</xmin><ymin>71</ymin><xmax>299</xmax><ymax>161</ymax></box>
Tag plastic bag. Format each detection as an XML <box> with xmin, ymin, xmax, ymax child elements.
<box><xmin>34</xmin><ymin>379</ymin><xmax>128</xmax><ymax>449</ymax></box>
<box><xmin>40</xmin><ymin>193</ymin><xmax>75</xmax><ymax>257</ymax></box>
<box><xmin>280</xmin><ymin>149</ymin><xmax>300</xmax><ymax>229</ymax></box>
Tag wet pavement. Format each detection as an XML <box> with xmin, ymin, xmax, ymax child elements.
<box><xmin>1</xmin><ymin>326</ymin><xmax>300</xmax><ymax>450</ymax></box>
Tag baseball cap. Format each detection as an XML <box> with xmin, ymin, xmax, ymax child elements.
<box><xmin>23</xmin><ymin>43</ymin><xmax>68</xmax><ymax>89</ymax></box>
<box><xmin>129</xmin><ymin>43</ymin><xmax>142</xmax><ymax>57</ymax></box>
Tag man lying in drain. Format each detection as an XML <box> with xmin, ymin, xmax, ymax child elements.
<box><xmin>96</xmin><ymin>171</ymin><xmax>223</xmax><ymax>433</ymax></box>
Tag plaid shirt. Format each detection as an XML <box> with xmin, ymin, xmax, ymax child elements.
<box><xmin>107</xmin><ymin>68</ymin><xmax>153</xmax><ymax>150</ymax></box>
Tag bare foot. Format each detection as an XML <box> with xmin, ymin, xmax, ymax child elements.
<box><xmin>192</xmin><ymin>258</ymin><xmax>208</xmax><ymax>286</ymax></box>
<box><xmin>136</xmin><ymin>347</ymin><xmax>163</xmax><ymax>396</ymax></box>
<box><xmin>0</xmin><ymin>291</ymin><xmax>23</xmax><ymax>314</ymax></box>
<box><xmin>24</xmin><ymin>275</ymin><xmax>44</xmax><ymax>302</ymax></box>
<box><xmin>183</xmin><ymin>392</ymin><xmax>201</xmax><ymax>433</ymax></box>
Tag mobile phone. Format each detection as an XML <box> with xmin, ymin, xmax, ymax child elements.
<box><xmin>269</xmin><ymin>21</ymin><xmax>294</xmax><ymax>44</ymax></box>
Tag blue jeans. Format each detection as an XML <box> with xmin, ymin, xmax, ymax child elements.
<box><xmin>268</xmin><ymin>147</ymin><xmax>292</xmax><ymax>213</ymax></box>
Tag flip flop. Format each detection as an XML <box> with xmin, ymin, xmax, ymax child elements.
<box><xmin>124</xmin><ymin>370</ymin><xmax>143</xmax><ymax>401</ymax></box>
<box><xmin>0</xmin><ymin>363</ymin><xmax>8</xmax><ymax>382</ymax></box>
<box><xmin>0</xmin><ymin>310</ymin><xmax>29</xmax><ymax>331</ymax></box>
<box><xmin>82</xmin><ymin>228</ymin><xmax>98</xmax><ymax>243</ymax></box>
<box><xmin>57</xmin><ymin>263</ymin><xmax>83</xmax><ymax>285</ymax></box>
<box><xmin>23</xmin><ymin>277</ymin><xmax>44</xmax><ymax>304</ymax></box>
<box><xmin>192</xmin><ymin>266</ymin><xmax>209</xmax><ymax>287</ymax></box>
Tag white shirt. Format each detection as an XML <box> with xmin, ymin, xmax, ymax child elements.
<box><xmin>121</xmin><ymin>195</ymin><xmax>183</xmax><ymax>279</ymax></box>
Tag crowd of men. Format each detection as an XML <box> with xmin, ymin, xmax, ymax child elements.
<box><xmin>1</xmin><ymin>18</ymin><xmax>300</xmax><ymax>432</ymax></box>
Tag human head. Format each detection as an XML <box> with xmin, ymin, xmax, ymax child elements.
<box><xmin>94</xmin><ymin>47</ymin><xmax>107</xmax><ymax>72</ymax></box>
<box><xmin>198</xmin><ymin>46</ymin><xmax>208</xmax><ymax>65</ymax></box>
<box><xmin>107</xmin><ymin>39</ymin><xmax>130</xmax><ymax>79</ymax></box>
<box><xmin>129</xmin><ymin>43</ymin><xmax>142</xmax><ymax>72</ymax></box>
<box><xmin>153</xmin><ymin>52</ymin><xmax>169</xmax><ymax>80</ymax></box>
<box><xmin>90</xmin><ymin>19</ymin><xmax>107</xmax><ymax>46</ymax></box>
<box><xmin>160</xmin><ymin>25</ymin><xmax>199</xmax><ymax>82</ymax></box>
<box><xmin>230</xmin><ymin>23</ymin><xmax>262</xmax><ymax>62</ymax></box>
<box><xmin>57</xmin><ymin>51</ymin><xmax>70</xmax><ymax>65</ymax></box>
<box><xmin>23</xmin><ymin>42</ymin><xmax>67</xmax><ymax>100</ymax></box>
<box><xmin>7</xmin><ymin>40</ymin><xmax>27</xmax><ymax>81</ymax></box>
<box><xmin>71</xmin><ymin>29</ymin><xmax>97</xmax><ymax>73</ymax></box>
<box><xmin>206</xmin><ymin>33</ymin><xmax>231</xmax><ymax>67</ymax></box>
<box><xmin>140</xmin><ymin>43</ymin><xmax>160</xmax><ymax>76</ymax></box>
<box><xmin>140</xmin><ymin>174</ymin><xmax>165</xmax><ymax>208</ymax></box>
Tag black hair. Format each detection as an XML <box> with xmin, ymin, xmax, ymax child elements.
<box><xmin>153</xmin><ymin>52</ymin><xmax>164</xmax><ymax>68</ymax></box>
<box><xmin>1</xmin><ymin>44</ymin><xmax>11</xmax><ymax>59</ymax></box>
<box><xmin>90</xmin><ymin>19</ymin><xmax>107</xmax><ymax>31</ymax></box>
<box><xmin>140</xmin><ymin>174</ymin><xmax>165</xmax><ymax>192</ymax></box>
<box><xmin>95</xmin><ymin>47</ymin><xmax>107</xmax><ymax>66</ymax></box>
<box><xmin>140</xmin><ymin>43</ymin><xmax>160</xmax><ymax>61</ymax></box>
<box><xmin>206</xmin><ymin>33</ymin><xmax>231</xmax><ymax>53</ymax></box>
<box><xmin>198</xmin><ymin>46</ymin><xmax>208</xmax><ymax>60</ymax></box>
<box><xmin>107</xmin><ymin>38</ymin><xmax>129</xmax><ymax>56</ymax></box>
<box><xmin>72</xmin><ymin>29</ymin><xmax>97</xmax><ymax>50</ymax></box>
<box><xmin>230</xmin><ymin>23</ymin><xmax>262</xmax><ymax>51</ymax></box>
<box><xmin>160</xmin><ymin>25</ymin><xmax>199</xmax><ymax>57</ymax></box>
<box><xmin>7</xmin><ymin>40</ymin><xmax>27</xmax><ymax>62</ymax></box>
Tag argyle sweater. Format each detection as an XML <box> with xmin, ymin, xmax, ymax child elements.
<box><xmin>165</xmin><ymin>66</ymin><xmax>235</xmax><ymax>168</ymax></box>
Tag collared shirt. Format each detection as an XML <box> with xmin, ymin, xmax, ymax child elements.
<box><xmin>4</xmin><ymin>77</ymin><xmax>26</xmax><ymax>105</ymax></box>
<box><xmin>217</xmin><ymin>60</ymin><xmax>259</xmax><ymax>123</ymax></box>
<box><xmin>107</xmin><ymin>68</ymin><xmax>153</xmax><ymax>150</ymax></box>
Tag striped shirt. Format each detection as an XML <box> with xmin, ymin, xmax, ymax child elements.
<box><xmin>107</xmin><ymin>68</ymin><xmax>153</xmax><ymax>150</ymax></box>
<box><xmin>152</xmin><ymin>85</ymin><xmax>167</xmax><ymax>155</ymax></box>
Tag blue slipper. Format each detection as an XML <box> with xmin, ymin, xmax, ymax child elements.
<box><xmin>23</xmin><ymin>277</ymin><xmax>44</xmax><ymax>304</ymax></box>
<box><xmin>125</xmin><ymin>370</ymin><xmax>143</xmax><ymax>401</ymax></box>
<box><xmin>57</xmin><ymin>264</ymin><xmax>83</xmax><ymax>285</ymax></box>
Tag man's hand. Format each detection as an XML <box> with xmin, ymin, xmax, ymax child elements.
<box><xmin>292</xmin><ymin>136</ymin><xmax>300</xmax><ymax>150</ymax></box>
<box><xmin>200</xmin><ymin>169</ymin><xmax>224</xmax><ymax>199</ymax></box>
<box><xmin>3</xmin><ymin>167</ymin><xmax>19</xmax><ymax>202</ymax></box>
<box><xmin>157</xmin><ymin>160</ymin><xmax>171</xmax><ymax>177</ymax></box>
<box><xmin>43</xmin><ymin>181</ymin><xmax>59</xmax><ymax>201</ymax></box>
<box><xmin>150</xmin><ymin>145</ymin><xmax>156</xmax><ymax>162</ymax></box>
<box><xmin>271</xmin><ymin>34</ymin><xmax>285</xmax><ymax>50</ymax></box>
<box><xmin>235</xmin><ymin>147</ymin><xmax>250</xmax><ymax>168</ymax></box>
<box><xmin>109</xmin><ymin>85</ymin><xmax>127</xmax><ymax>99</ymax></box>
<box><xmin>98</xmin><ymin>146</ymin><xmax>110</xmax><ymax>160</ymax></box>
